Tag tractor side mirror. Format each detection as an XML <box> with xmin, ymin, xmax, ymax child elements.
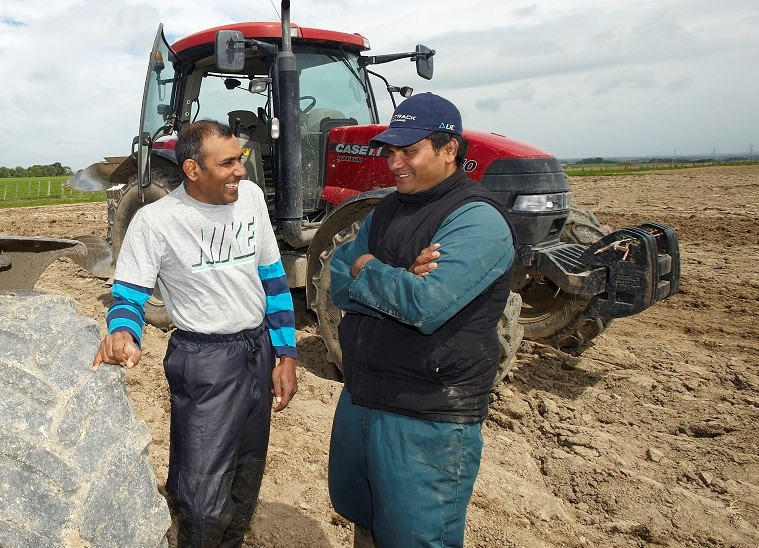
<box><xmin>157</xmin><ymin>104</ymin><xmax>172</xmax><ymax>118</ymax></box>
<box><xmin>415</xmin><ymin>45</ymin><xmax>434</xmax><ymax>80</ymax></box>
<box><xmin>215</xmin><ymin>30</ymin><xmax>246</xmax><ymax>72</ymax></box>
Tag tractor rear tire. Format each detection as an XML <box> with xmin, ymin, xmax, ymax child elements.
<box><xmin>110</xmin><ymin>168</ymin><xmax>182</xmax><ymax>331</ymax></box>
<box><xmin>312</xmin><ymin>221</ymin><xmax>361</xmax><ymax>369</ymax></box>
<box><xmin>519</xmin><ymin>207</ymin><xmax>612</xmax><ymax>353</ymax></box>
<box><xmin>311</xmin><ymin>222</ymin><xmax>521</xmax><ymax>384</ymax></box>
<box><xmin>0</xmin><ymin>291</ymin><xmax>170</xmax><ymax>547</ymax></box>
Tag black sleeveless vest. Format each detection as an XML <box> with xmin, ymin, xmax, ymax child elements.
<box><xmin>338</xmin><ymin>170</ymin><xmax>514</xmax><ymax>423</ymax></box>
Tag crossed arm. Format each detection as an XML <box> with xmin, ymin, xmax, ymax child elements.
<box><xmin>330</xmin><ymin>203</ymin><xmax>514</xmax><ymax>334</ymax></box>
<box><xmin>349</xmin><ymin>241</ymin><xmax>440</xmax><ymax>278</ymax></box>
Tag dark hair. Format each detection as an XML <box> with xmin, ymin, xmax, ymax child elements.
<box><xmin>429</xmin><ymin>131</ymin><xmax>469</xmax><ymax>166</ymax></box>
<box><xmin>175</xmin><ymin>120</ymin><xmax>234</xmax><ymax>172</ymax></box>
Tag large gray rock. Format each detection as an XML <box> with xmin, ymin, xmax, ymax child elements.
<box><xmin>0</xmin><ymin>291</ymin><xmax>170</xmax><ymax>547</ymax></box>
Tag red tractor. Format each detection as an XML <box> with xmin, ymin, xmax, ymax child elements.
<box><xmin>70</xmin><ymin>1</ymin><xmax>680</xmax><ymax>382</ymax></box>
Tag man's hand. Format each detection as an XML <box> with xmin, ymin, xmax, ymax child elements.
<box><xmin>409</xmin><ymin>243</ymin><xmax>440</xmax><ymax>277</ymax></box>
<box><xmin>272</xmin><ymin>356</ymin><xmax>298</xmax><ymax>412</ymax></box>
<box><xmin>92</xmin><ymin>331</ymin><xmax>142</xmax><ymax>371</ymax></box>
<box><xmin>350</xmin><ymin>253</ymin><xmax>376</xmax><ymax>278</ymax></box>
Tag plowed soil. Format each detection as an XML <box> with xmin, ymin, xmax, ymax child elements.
<box><xmin>2</xmin><ymin>164</ymin><xmax>757</xmax><ymax>547</ymax></box>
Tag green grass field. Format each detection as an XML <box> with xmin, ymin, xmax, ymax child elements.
<box><xmin>0</xmin><ymin>176</ymin><xmax>107</xmax><ymax>208</ymax></box>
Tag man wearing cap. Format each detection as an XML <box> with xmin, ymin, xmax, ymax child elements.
<box><xmin>327</xmin><ymin>93</ymin><xmax>515</xmax><ymax>546</ymax></box>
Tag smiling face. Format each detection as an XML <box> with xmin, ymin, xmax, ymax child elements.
<box><xmin>182</xmin><ymin>134</ymin><xmax>246</xmax><ymax>205</ymax></box>
<box><xmin>385</xmin><ymin>137</ymin><xmax>459</xmax><ymax>194</ymax></box>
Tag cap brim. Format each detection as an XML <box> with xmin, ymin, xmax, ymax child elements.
<box><xmin>369</xmin><ymin>127</ymin><xmax>434</xmax><ymax>148</ymax></box>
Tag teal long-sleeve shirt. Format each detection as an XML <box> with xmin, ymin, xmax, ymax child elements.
<box><xmin>330</xmin><ymin>202</ymin><xmax>514</xmax><ymax>335</ymax></box>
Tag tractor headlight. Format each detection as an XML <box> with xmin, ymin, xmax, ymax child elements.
<box><xmin>512</xmin><ymin>192</ymin><xmax>571</xmax><ymax>212</ymax></box>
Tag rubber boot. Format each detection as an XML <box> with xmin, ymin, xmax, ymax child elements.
<box><xmin>219</xmin><ymin>458</ymin><xmax>267</xmax><ymax>547</ymax></box>
<box><xmin>353</xmin><ymin>523</ymin><xmax>379</xmax><ymax>548</ymax></box>
<box><xmin>176</xmin><ymin>513</ymin><xmax>227</xmax><ymax>548</ymax></box>
<box><xmin>171</xmin><ymin>471</ymin><xmax>233</xmax><ymax>548</ymax></box>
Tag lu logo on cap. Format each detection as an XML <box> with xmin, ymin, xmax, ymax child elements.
<box><xmin>370</xmin><ymin>92</ymin><xmax>462</xmax><ymax>148</ymax></box>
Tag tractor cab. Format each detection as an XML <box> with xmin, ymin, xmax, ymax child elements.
<box><xmin>137</xmin><ymin>22</ymin><xmax>433</xmax><ymax>230</ymax></box>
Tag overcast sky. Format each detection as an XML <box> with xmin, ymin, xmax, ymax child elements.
<box><xmin>1</xmin><ymin>0</ymin><xmax>757</xmax><ymax>169</ymax></box>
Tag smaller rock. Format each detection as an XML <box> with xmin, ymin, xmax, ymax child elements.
<box><xmin>538</xmin><ymin>398</ymin><xmax>560</xmax><ymax>417</ymax></box>
<box><xmin>647</xmin><ymin>447</ymin><xmax>664</xmax><ymax>462</ymax></box>
<box><xmin>515</xmin><ymin>516</ymin><xmax>531</xmax><ymax>529</ymax></box>
<box><xmin>679</xmin><ymin>460</ymin><xmax>698</xmax><ymax>482</ymax></box>
<box><xmin>502</xmin><ymin>398</ymin><xmax>531</xmax><ymax>419</ymax></box>
<box><xmin>699</xmin><ymin>471</ymin><xmax>714</xmax><ymax>486</ymax></box>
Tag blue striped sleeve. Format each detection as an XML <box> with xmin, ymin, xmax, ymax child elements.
<box><xmin>107</xmin><ymin>280</ymin><xmax>152</xmax><ymax>348</ymax></box>
<box><xmin>258</xmin><ymin>260</ymin><xmax>297</xmax><ymax>358</ymax></box>
<box><xmin>258</xmin><ymin>261</ymin><xmax>286</xmax><ymax>283</ymax></box>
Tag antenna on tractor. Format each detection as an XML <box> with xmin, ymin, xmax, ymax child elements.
<box><xmin>268</xmin><ymin>0</ymin><xmax>281</xmax><ymax>19</ymax></box>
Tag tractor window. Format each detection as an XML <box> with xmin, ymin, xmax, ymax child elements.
<box><xmin>142</xmin><ymin>31</ymin><xmax>179</xmax><ymax>140</ymax></box>
<box><xmin>296</xmin><ymin>48</ymin><xmax>374</xmax><ymax>213</ymax></box>
<box><xmin>194</xmin><ymin>74</ymin><xmax>270</xmax><ymax>129</ymax></box>
<box><xmin>296</xmin><ymin>49</ymin><xmax>374</xmax><ymax>126</ymax></box>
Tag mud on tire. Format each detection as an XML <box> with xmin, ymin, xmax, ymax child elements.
<box><xmin>0</xmin><ymin>292</ymin><xmax>170</xmax><ymax>547</ymax></box>
<box><xmin>312</xmin><ymin>222</ymin><xmax>361</xmax><ymax>369</ymax></box>
<box><xmin>519</xmin><ymin>206</ymin><xmax>613</xmax><ymax>353</ymax></box>
<box><xmin>493</xmin><ymin>292</ymin><xmax>524</xmax><ymax>387</ymax></box>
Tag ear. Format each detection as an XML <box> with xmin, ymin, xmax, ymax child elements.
<box><xmin>183</xmin><ymin>159</ymin><xmax>200</xmax><ymax>182</ymax></box>
<box><xmin>443</xmin><ymin>139</ymin><xmax>459</xmax><ymax>164</ymax></box>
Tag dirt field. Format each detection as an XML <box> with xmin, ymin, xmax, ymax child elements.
<box><xmin>2</xmin><ymin>164</ymin><xmax>758</xmax><ymax>547</ymax></box>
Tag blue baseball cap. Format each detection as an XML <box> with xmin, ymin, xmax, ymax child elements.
<box><xmin>370</xmin><ymin>92</ymin><xmax>462</xmax><ymax>148</ymax></box>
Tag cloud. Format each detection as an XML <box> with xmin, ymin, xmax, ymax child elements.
<box><xmin>665</xmin><ymin>76</ymin><xmax>694</xmax><ymax>93</ymax></box>
<box><xmin>411</xmin><ymin>2</ymin><xmax>758</xmax><ymax>92</ymax></box>
<box><xmin>593</xmin><ymin>72</ymin><xmax>660</xmax><ymax>96</ymax></box>
<box><xmin>0</xmin><ymin>0</ymin><xmax>757</xmax><ymax>167</ymax></box>
<box><xmin>474</xmin><ymin>83</ymin><xmax>537</xmax><ymax>113</ymax></box>
<box><xmin>0</xmin><ymin>16</ymin><xmax>25</xmax><ymax>27</ymax></box>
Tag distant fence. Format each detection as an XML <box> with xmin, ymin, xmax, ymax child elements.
<box><xmin>0</xmin><ymin>177</ymin><xmax>106</xmax><ymax>204</ymax></box>
<box><xmin>565</xmin><ymin>160</ymin><xmax>757</xmax><ymax>172</ymax></box>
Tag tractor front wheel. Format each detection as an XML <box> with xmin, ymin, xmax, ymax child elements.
<box><xmin>518</xmin><ymin>207</ymin><xmax>612</xmax><ymax>353</ymax></box>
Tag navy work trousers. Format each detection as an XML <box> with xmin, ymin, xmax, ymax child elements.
<box><xmin>163</xmin><ymin>325</ymin><xmax>273</xmax><ymax>548</ymax></box>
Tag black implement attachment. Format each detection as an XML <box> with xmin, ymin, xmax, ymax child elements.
<box><xmin>535</xmin><ymin>222</ymin><xmax>680</xmax><ymax>319</ymax></box>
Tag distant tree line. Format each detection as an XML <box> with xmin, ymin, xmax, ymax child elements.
<box><xmin>577</xmin><ymin>157</ymin><xmax>615</xmax><ymax>164</ymax></box>
<box><xmin>0</xmin><ymin>162</ymin><xmax>73</xmax><ymax>178</ymax></box>
<box><xmin>574</xmin><ymin>155</ymin><xmax>755</xmax><ymax>165</ymax></box>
